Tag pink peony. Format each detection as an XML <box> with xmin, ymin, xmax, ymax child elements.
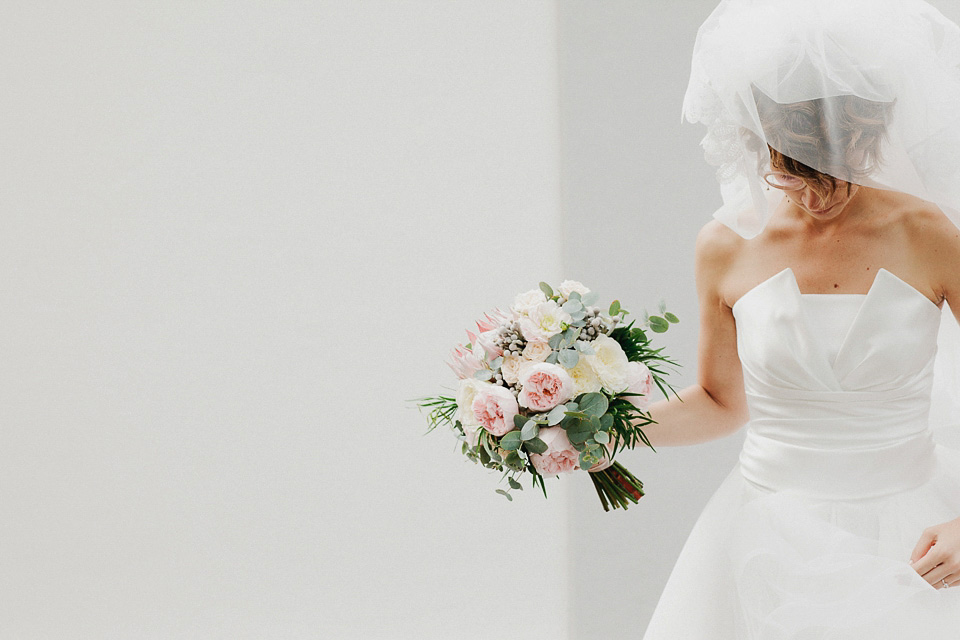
<box><xmin>518</xmin><ymin>362</ymin><xmax>575</xmax><ymax>412</ymax></box>
<box><xmin>471</xmin><ymin>384</ymin><xmax>520</xmax><ymax>437</ymax></box>
<box><xmin>624</xmin><ymin>361</ymin><xmax>655</xmax><ymax>410</ymax></box>
<box><xmin>530</xmin><ymin>427</ymin><xmax>580</xmax><ymax>475</ymax></box>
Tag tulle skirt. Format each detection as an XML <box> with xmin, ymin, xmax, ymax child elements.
<box><xmin>642</xmin><ymin>443</ymin><xmax>960</xmax><ymax>639</ymax></box>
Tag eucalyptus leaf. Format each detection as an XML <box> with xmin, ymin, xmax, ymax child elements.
<box><xmin>520</xmin><ymin>420</ymin><xmax>539</xmax><ymax>441</ymax></box>
<box><xmin>495</xmin><ymin>489</ymin><xmax>513</xmax><ymax>501</ymax></box>
<box><xmin>575</xmin><ymin>341</ymin><xmax>595</xmax><ymax>355</ymax></box>
<box><xmin>609</xmin><ymin>300</ymin><xmax>621</xmax><ymax>316</ymax></box>
<box><xmin>505</xmin><ymin>451</ymin><xmax>524</xmax><ymax>470</ymax></box>
<box><xmin>562</xmin><ymin>299</ymin><xmax>583</xmax><ymax>314</ymax></box>
<box><xmin>600</xmin><ymin>413</ymin><xmax>614</xmax><ymax>430</ymax></box>
<box><xmin>514</xmin><ymin>414</ymin><xmax>527</xmax><ymax>429</ymax></box>
<box><xmin>473</xmin><ymin>368</ymin><xmax>493</xmax><ymax>381</ymax></box>
<box><xmin>579</xmin><ymin>392</ymin><xmax>609</xmax><ymax>418</ymax></box>
<box><xmin>548</xmin><ymin>333</ymin><xmax>564</xmax><ymax>350</ymax></box>
<box><xmin>579</xmin><ymin>451</ymin><xmax>598</xmax><ymax>470</ymax></box>
<box><xmin>547</xmin><ymin>405</ymin><xmax>568</xmax><ymax>426</ymax></box>
<box><xmin>595</xmin><ymin>430</ymin><xmax>610</xmax><ymax>444</ymax></box>
<box><xmin>649</xmin><ymin>315</ymin><xmax>669</xmax><ymax>333</ymax></box>
<box><xmin>558</xmin><ymin>348</ymin><xmax>579</xmax><ymax>368</ymax></box>
<box><xmin>523</xmin><ymin>437</ymin><xmax>548</xmax><ymax>454</ymax></box>
<box><xmin>500</xmin><ymin>431</ymin><xmax>523</xmax><ymax>451</ymax></box>
<box><xmin>490</xmin><ymin>356</ymin><xmax>504</xmax><ymax>370</ymax></box>
<box><xmin>581</xmin><ymin>291</ymin><xmax>599</xmax><ymax>306</ymax></box>
<box><xmin>508</xmin><ymin>477</ymin><xmax>523</xmax><ymax>490</ymax></box>
<box><xmin>545</xmin><ymin>351</ymin><xmax>559</xmax><ymax>364</ymax></box>
<box><xmin>568</xmin><ymin>291</ymin><xmax>582</xmax><ymax>301</ymax></box>
<box><xmin>539</xmin><ymin>282</ymin><xmax>554</xmax><ymax>298</ymax></box>
<box><xmin>566</xmin><ymin>420</ymin><xmax>595</xmax><ymax>444</ymax></box>
<box><xmin>665</xmin><ymin>312</ymin><xmax>679</xmax><ymax>323</ymax></box>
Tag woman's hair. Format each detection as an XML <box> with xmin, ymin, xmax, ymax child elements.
<box><xmin>747</xmin><ymin>88</ymin><xmax>894</xmax><ymax>204</ymax></box>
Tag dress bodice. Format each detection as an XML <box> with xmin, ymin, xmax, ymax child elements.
<box><xmin>732</xmin><ymin>267</ymin><xmax>944</xmax><ymax>500</ymax></box>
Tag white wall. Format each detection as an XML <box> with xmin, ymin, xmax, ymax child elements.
<box><xmin>0</xmin><ymin>2</ymin><xmax>567</xmax><ymax>638</ymax></box>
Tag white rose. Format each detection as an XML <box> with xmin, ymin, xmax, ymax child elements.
<box><xmin>513</xmin><ymin>289</ymin><xmax>548</xmax><ymax>317</ymax></box>
<box><xmin>503</xmin><ymin>356</ymin><xmax>536</xmax><ymax>386</ymax></box>
<box><xmin>455</xmin><ymin>378</ymin><xmax>488</xmax><ymax>430</ymax></box>
<box><xmin>522</xmin><ymin>340</ymin><xmax>552</xmax><ymax>363</ymax></box>
<box><xmin>518</xmin><ymin>301</ymin><xmax>573</xmax><ymax>343</ymax></box>
<box><xmin>586</xmin><ymin>334</ymin><xmax>630</xmax><ymax>393</ymax></box>
<box><xmin>568</xmin><ymin>355</ymin><xmax>604</xmax><ymax>395</ymax></box>
<box><xmin>500</xmin><ymin>354</ymin><xmax>523</xmax><ymax>385</ymax></box>
<box><xmin>558</xmin><ymin>280</ymin><xmax>590</xmax><ymax>299</ymax></box>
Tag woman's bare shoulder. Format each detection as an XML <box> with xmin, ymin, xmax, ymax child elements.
<box><xmin>695</xmin><ymin>219</ymin><xmax>745</xmax><ymax>272</ymax></box>
<box><xmin>694</xmin><ymin>219</ymin><xmax>745</xmax><ymax>295</ymax></box>
<box><xmin>898</xmin><ymin>199</ymin><xmax>960</xmax><ymax>300</ymax></box>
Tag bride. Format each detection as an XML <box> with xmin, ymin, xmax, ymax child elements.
<box><xmin>636</xmin><ymin>0</ymin><xmax>960</xmax><ymax>637</ymax></box>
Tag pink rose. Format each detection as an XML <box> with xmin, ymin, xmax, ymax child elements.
<box><xmin>518</xmin><ymin>362</ymin><xmax>575</xmax><ymax>412</ymax></box>
<box><xmin>530</xmin><ymin>426</ymin><xmax>579</xmax><ymax>475</ymax></box>
<box><xmin>471</xmin><ymin>384</ymin><xmax>520</xmax><ymax>437</ymax></box>
<box><xmin>624</xmin><ymin>361</ymin><xmax>654</xmax><ymax>410</ymax></box>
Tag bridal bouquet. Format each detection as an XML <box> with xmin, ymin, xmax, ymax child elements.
<box><xmin>414</xmin><ymin>280</ymin><xmax>679</xmax><ymax>511</ymax></box>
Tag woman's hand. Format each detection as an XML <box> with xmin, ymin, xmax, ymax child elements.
<box><xmin>909</xmin><ymin>517</ymin><xmax>960</xmax><ymax>589</ymax></box>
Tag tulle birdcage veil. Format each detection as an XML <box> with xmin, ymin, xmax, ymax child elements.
<box><xmin>682</xmin><ymin>0</ymin><xmax>960</xmax><ymax>239</ymax></box>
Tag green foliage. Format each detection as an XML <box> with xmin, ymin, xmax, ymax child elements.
<box><xmin>539</xmin><ymin>282</ymin><xmax>554</xmax><ymax>298</ymax></box>
<box><xmin>559</xmin><ymin>348</ymin><xmax>579</xmax><ymax>368</ymax></box>
<box><xmin>520</xmin><ymin>420</ymin><xmax>539</xmax><ymax>441</ymax></box>
<box><xmin>500</xmin><ymin>431</ymin><xmax>522</xmax><ymax>451</ymax></box>
<box><xmin>523</xmin><ymin>437</ymin><xmax>548</xmax><ymax>454</ymax></box>
<box><xmin>412</xmin><ymin>395</ymin><xmax>458</xmax><ymax>434</ymax></box>
<box><xmin>578</xmin><ymin>392</ymin><xmax>609</xmax><ymax>418</ymax></box>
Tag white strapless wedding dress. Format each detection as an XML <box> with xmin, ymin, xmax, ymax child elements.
<box><xmin>642</xmin><ymin>267</ymin><xmax>960</xmax><ymax>639</ymax></box>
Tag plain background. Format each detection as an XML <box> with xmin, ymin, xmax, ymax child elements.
<box><xmin>3</xmin><ymin>1</ymin><xmax>959</xmax><ymax>639</ymax></box>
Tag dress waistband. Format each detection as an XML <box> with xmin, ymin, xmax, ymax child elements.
<box><xmin>738</xmin><ymin>427</ymin><xmax>937</xmax><ymax>500</ymax></box>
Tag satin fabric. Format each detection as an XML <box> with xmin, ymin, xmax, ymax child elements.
<box><xmin>642</xmin><ymin>267</ymin><xmax>960</xmax><ymax>639</ymax></box>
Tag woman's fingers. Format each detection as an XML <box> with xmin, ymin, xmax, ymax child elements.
<box><xmin>910</xmin><ymin>527</ymin><xmax>938</xmax><ymax>564</ymax></box>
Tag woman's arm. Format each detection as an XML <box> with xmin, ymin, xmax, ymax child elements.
<box><xmin>636</xmin><ymin>220</ymin><xmax>751</xmax><ymax>447</ymax></box>
<box><xmin>903</xmin><ymin>205</ymin><xmax>960</xmax><ymax>587</ymax></box>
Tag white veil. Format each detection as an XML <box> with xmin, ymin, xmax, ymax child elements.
<box><xmin>682</xmin><ymin>0</ymin><xmax>960</xmax><ymax>443</ymax></box>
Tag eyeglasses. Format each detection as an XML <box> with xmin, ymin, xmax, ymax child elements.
<box><xmin>761</xmin><ymin>171</ymin><xmax>806</xmax><ymax>191</ymax></box>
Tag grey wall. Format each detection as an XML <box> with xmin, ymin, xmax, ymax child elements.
<box><xmin>556</xmin><ymin>2</ymin><xmax>738</xmax><ymax>638</ymax></box>
<box><xmin>4</xmin><ymin>1</ymin><xmax>959</xmax><ymax>638</ymax></box>
<box><xmin>1</xmin><ymin>2</ymin><xmax>568</xmax><ymax>638</ymax></box>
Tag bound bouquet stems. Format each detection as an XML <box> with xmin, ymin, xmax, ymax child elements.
<box><xmin>413</xmin><ymin>279</ymin><xmax>680</xmax><ymax>511</ymax></box>
<box><xmin>590</xmin><ymin>462</ymin><xmax>645</xmax><ymax>512</ymax></box>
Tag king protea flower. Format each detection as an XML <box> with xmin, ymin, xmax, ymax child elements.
<box><xmin>446</xmin><ymin>344</ymin><xmax>485</xmax><ymax>379</ymax></box>
<box><xmin>465</xmin><ymin>307</ymin><xmax>515</xmax><ymax>362</ymax></box>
